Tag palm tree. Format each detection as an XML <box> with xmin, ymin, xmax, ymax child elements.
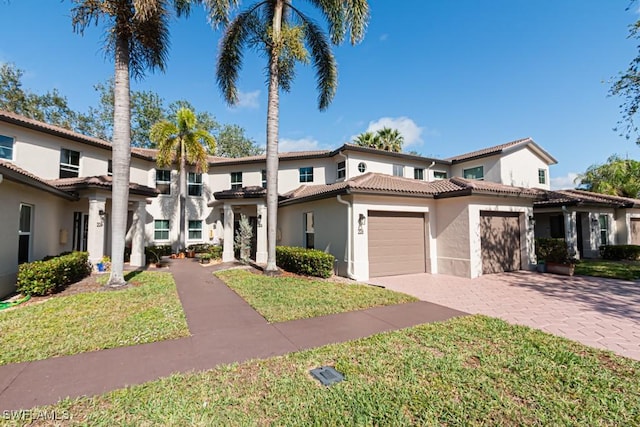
<box><xmin>216</xmin><ymin>0</ymin><xmax>369</xmax><ymax>273</ymax></box>
<box><xmin>151</xmin><ymin>107</ymin><xmax>215</xmax><ymax>251</ymax></box>
<box><xmin>353</xmin><ymin>131</ymin><xmax>377</xmax><ymax>148</ymax></box>
<box><xmin>376</xmin><ymin>127</ymin><xmax>403</xmax><ymax>152</ymax></box>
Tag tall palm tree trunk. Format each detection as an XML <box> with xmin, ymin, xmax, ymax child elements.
<box><xmin>179</xmin><ymin>141</ymin><xmax>186</xmax><ymax>251</ymax></box>
<box><xmin>265</xmin><ymin>0</ymin><xmax>284</xmax><ymax>273</ymax></box>
<box><xmin>107</xmin><ymin>34</ymin><xmax>132</xmax><ymax>287</ymax></box>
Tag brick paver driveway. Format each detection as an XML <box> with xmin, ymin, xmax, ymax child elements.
<box><xmin>369</xmin><ymin>271</ymin><xmax>640</xmax><ymax>360</ymax></box>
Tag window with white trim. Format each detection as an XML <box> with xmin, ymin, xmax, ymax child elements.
<box><xmin>107</xmin><ymin>160</ymin><xmax>113</xmax><ymax>176</ymax></box>
<box><xmin>155</xmin><ymin>169</ymin><xmax>171</xmax><ymax>195</ymax></box>
<box><xmin>231</xmin><ymin>172</ymin><xmax>243</xmax><ymax>189</ymax></box>
<box><xmin>599</xmin><ymin>215</ymin><xmax>609</xmax><ymax>245</ymax></box>
<box><xmin>188</xmin><ymin>172</ymin><xmax>203</xmax><ymax>196</ymax></box>
<box><xmin>304</xmin><ymin>212</ymin><xmax>314</xmax><ymax>249</ymax></box>
<box><xmin>0</xmin><ymin>134</ymin><xmax>14</xmax><ymax>160</ymax></box>
<box><xmin>433</xmin><ymin>171</ymin><xmax>447</xmax><ymax>180</ymax></box>
<box><xmin>337</xmin><ymin>161</ymin><xmax>346</xmax><ymax>179</ymax></box>
<box><xmin>463</xmin><ymin>166</ymin><xmax>484</xmax><ymax>180</ymax></box>
<box><xmin>188</xmin><ymin>220</ymin><xmax>202</xmax><ymax>240</ymax></box>
<box><xmin>59</xmin><ymin>148</ymin><xmax>80</xmax><ymax>178</ymax></box>
<box><xmin>393</xmin><ymin>164</ymin><xmax>404</xmax><ymax>177</ymax></box>
<box><xmin>414</xmin><ymin>168</ymin><xmax>424</xmax><ymax>180</ymax></box>
<box><xmin>154</xmin><ymin>220</ymin><xmax>170</xmax><ymax>240</ymax></box>
<box><xmin>538</xmin><ymin>168</ymin><xmax>547</xmax><ymax>184</ymax></box>
<box><xmin>261</xmin><ymin>169</ymin><xmax>267</xmax><ymax>188</ymax></box>
<box><xmin>18</xmin><ymin>204</ymin><xmax>32</xmax><ymax>264</ymax></box>
<box><xmin>299</xmin><ymin>167</ymin><xmax>314</xmax><ymax>183</ymax></box>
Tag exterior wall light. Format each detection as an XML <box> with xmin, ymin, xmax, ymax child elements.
<box><xmin>257</xmin><ymin>214</ymin><xmax>263</xmax><ymax>227</ymax></box>
<box><xmin>358</xmin><ymin>213</ymin><xmax>366</xmax><ymax>234</ymax></box>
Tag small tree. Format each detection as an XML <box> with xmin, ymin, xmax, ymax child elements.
<box><xmin>234</xmin><ymin>214</ymin><xmax>253</xmax><ymax>263</ymax></box>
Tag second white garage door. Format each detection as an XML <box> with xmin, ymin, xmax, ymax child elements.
<box><xmin>368</xmin><ymin>211</ymin><xmax>428</xmax><ymax>278</ymax></box>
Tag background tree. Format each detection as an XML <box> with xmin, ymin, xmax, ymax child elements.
<box><xmin>353</xmin><ymin>130</ymin><xmax>377</xmax><ymax>147</ymax></box>
<box><xmin>576</xmin><ymin>154</ymin><xmax>640</xmax><ymax>198</ymax></box>
<box><xmin>72</xmin><ymin>0</ymin><xmax>177</xmax><ymax>287</ymax></box>
<box><xmin>215</xmin><ymin>124</ymin><xmax>263</xmax><ymax>157</ymax></box>
<box><xmin>216</xmin><ymin>0</ymin><xmax>369</xmax><ymax>272</ymax></box>
<box><xmin>612</xmin><ymin>14</ymin><xmax>640</xmax><ymax>145</ymax></box>
<box><xmin>151</xmin><ymin>107</ymin><xmax>215</xmax><ymax>250</ymax></box>
<box><xmin>353</xmin><ymin>127</ymin><xmax>404</xmax><ymax>152</ymax></box>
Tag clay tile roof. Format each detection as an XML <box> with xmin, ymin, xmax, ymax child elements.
<box><xmin>0</xmin><ymin>159</ymin><xmax>78</xmax><ymax>200</ymax></box>
<box><xmin>213</xmin><ymin>186</ymin><xmax>267</xmax><ymax>200</ymax></box>
<box><xmin>48</xmin><ymin>175</ymin><xmax>159</xmax><ymax>197</ymax></box>
<box><xmin>209</xmin><ymin>150</ymin><xmax>333</xmax><ymax>165</ymax></box>
<box><xmin>535</xmin><ymin>189</ymin><xmax>640</xmax><ymax>208</ymax></box>
<box><xmin>445</xmin><ymin>137</ymin><xmax>557</xmax><ymax>165</ymax></box>
<box><xmin>448</xmin><ymin>177</ymin><xmax>543</xmax><ymax>198</ymax></box>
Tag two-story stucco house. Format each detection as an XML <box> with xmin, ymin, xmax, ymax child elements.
<box><xmin>2</xmin><ymin>110</ymin><xmax>639</xmax><ymax>298</ymax></box>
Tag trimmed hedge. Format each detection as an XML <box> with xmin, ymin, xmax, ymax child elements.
<box><xmin>535</xmin><ymin>238</ymin><xmax>570</xmax><ymax>263</ymax></box>
<box><xmin>209</xmin><ymin>245</ymin><xmax>223</xmax><ymax>259</ymax></box>
<box><xmin>600</xmin><ymin>245</ymin><xmax>640</xmax><ymax>261</ymax></box>
<box><xmin>17</xmin><ymin>251</ymin><xmax>92</xmax><ymax>296</ymax></box>
<box><xmin>276</xmin><ymin>246</ymin><xmax>335</xmax><ymax>278</ymax></box>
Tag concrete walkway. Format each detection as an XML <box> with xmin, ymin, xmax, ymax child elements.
<box><xmin>0</xmin><ymin>260</ymin><xmax>465</xmax><ymax>411</ymax></box>
<box><xmin>370</xmin><ymin>271</ymin><xmax>640</xmax><ymax>360</ymax></box>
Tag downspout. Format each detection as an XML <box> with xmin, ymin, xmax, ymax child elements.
<box><xmin>336</xmin><ymin>194</ymin><xmax>357</xmax><ymax>279</ymax></box>
<box><xmin>425</xmin><ymin>161</ymin><xmax>436</xmax><ymax>181</ymax></box>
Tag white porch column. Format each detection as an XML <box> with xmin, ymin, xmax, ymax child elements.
<box><xmin>255</xmin><ymin>202</ymin><xmax>268</xmax><ymax>264</ymax></box>
<box><xmin>563</xmin><ymin>209</ymin><xmax>579</xmax><ymax>258</ymax></box>
<box><xmin>130</xmin><ymin>200</ymin><xmax>147</xmax><ymax>267</ymax></box>
<box><xmin>223</xmin><ymin>203</ymin><xmax>235</xmax><ymax>262</ymax></box>
<box><xmin>87</xmin><ymin>196</ymin><xmax>107</xmax><ymax>265</ymax></box>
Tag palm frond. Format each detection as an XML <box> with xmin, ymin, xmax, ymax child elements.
<box><xmin>70</xmin><ymin>0</ymin><xmax>106</xmax><ymax>34</ymax></box>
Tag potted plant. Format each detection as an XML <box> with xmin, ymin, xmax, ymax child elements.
<box><xmin>198</xmin><ymin>253</ymin><xmax>212</xmax><ymax>264</ymax></box>
<box><xmin>535</xmin><ymin>238</ymin><xmax>576</xmax><ymax>276</ymax></box>
<box><xmin>96</xmin><ymin>255</ymin><xmax>111</xmax><ymax>272</ymax></box>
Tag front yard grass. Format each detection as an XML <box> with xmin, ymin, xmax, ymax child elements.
<box><xmin>41</xmin><ymin>316</ymin><xmax>640</xmax><ymax>425</ymax></box>
<box><xmin>0</xmin><ymin>272</ymin><xmax>189</xmax><ymax>366</ymax></box>
<box><xmin>215</xmin><ymin>269</ymin><xmax>417</xmax><ymax>322</ymax></box>
<box><xmin>575</xmin><ymin>259</ymin><xmax>640</xmax><ymax>280</ymax></box>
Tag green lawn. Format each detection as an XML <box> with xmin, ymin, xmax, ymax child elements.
<box><xmin>0</xmin><ymin>272</ymin><xmax>189</xmax><ymax>365</ymax></box>
<box><xmin>575</xmin><ymin>259</ymin><xmax>640</xmax><ymax>280</ymax></box>
<box><xmin>37</xmin><ymin>316</ymin><xmax>640</xmax><ymax>426</ymax></box>
<box><xmin>215</xmin><ymin>269</ymin><xmax>417</xmax><ymax>322</ymax></box>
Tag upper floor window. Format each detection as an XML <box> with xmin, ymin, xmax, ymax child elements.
<box><xmin>59</xmin><ymin>148</ymin><xmax>80</xmax><ymax>178</ymax></box>
<box><xmin>538</xmin><ymin>168</ymin><xmax>547</xmax><ymax>185</ymax></box>
<box><xmin>433</xmin><ymin>171</ymin><xmax>448</xmax><ymax>180</ymax></box>
<box><xmin>188</xmin><ymin>172</ymin><xmax>203</xmax><ymax>197</ymax></box>
<box><xmin>231</xmin><ymin>171</ymin><xmax>243</xmax><ymax>189</ymax></box>
<box><xmin>0</xmin><ymin>134</ymin><xmax>14</xmax><ymax>160</ymax></box>
<box><xmin>358</xmin><ymin>162</ymin><xmax>367</xmax><ymax>173</ymax></box>
<box><xmin>337</xmin><ymin>161</ymin><xmax>346</xmax><ymax>179</ymax></box>
<box><xmin>299</xmin><ymin>167</ymin><xmax>314</xmax><ymax>183</ymax></box>
<box><xmin>414</xmin><ymin>168</ymin><xmax>424</xmax><ymax>180</ymax></box>
<box><xmin>393</xmin><ymin>164</ymin><xmax>404</xmax><ymax>177</ymax></box>
<box><xmin>107</xmin><ymin>160</ymin><xmax>113</xmax><ymax>176</ymax></box>
<box><xmin>188</xmin><ymin>220</ymin><xmax>202</xmax><ymax>240</ymax></box>
<box><xmin>156</xmin><ymin>169</ymin><xmax>171</xmax><ymax>195</ymax></box>
<box><xmin>463</xmin><ymin>166</ymin><xmax>484</xmax><ymax>180</ymax></box>
<box><xmin>261</xmin><ymin>169</ymin><xmax>267</xmax><ymax>189</ymax></box>
<box><xmin>599</xmin><ymin>215</ymin><xmax>609</xmax><ymax>245</ymax></box>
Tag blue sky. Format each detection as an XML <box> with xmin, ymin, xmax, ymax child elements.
<box><xmin>2</xmin><ymin>1</ymin><xmax>640</xmax><ymax>189</ymax></box>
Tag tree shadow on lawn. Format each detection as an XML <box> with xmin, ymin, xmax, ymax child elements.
<box><xmin>496</xmin><ymin>271</ymin><xmax>640</xmax><ymax>322</ymax></box>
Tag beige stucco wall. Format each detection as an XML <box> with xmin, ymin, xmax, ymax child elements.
<box><xmin>451</xmin><ymin>155</ymin><xmax>501</xmax><ymax>183</ymax></box>
<box><xmin>0</xmin><ymin>180</ymin><xmax>78</xmax><ymax>297</ymax></box>
<box><xmin>344</xmin><ymin>151</ymin><xmax>449</xmax><ymax>181</ymax></box>
<box><xmin>499</xmin><ymin>147</ymin><xmax>551</xmax><ymax>190</ymax></box>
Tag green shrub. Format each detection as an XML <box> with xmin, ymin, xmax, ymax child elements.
<box><xmin>145</xmin><ymin>245</ymin><xmax>172</xmax><ymax>263</ymax></box>
<box><xmin>17</xmin><ymin>252</ymin><xmax>91</xmax><ymax>296</ymax></box>
<box><xmin>276</xmin><ymin>246</ymin><xmax>335</xmax><ymax>278</ymax></box>
<box><xmin>187</xmin><ymin>243</ymin><xmax>212</xmax><ymax>253</ymax></box>
<box><xmin>209</xmin><ymin>245</ymin><xmax>223</xmax><ymax>259</ymax></box>
<box><xmin>535</xmin><ymin>238</ymin><xmax>572</xmax><ymax>263</ymax></box>
<box><xmin>600</xmin><ymin>245</ymin><xmax>640</xmax><ymax>260</ymax></box>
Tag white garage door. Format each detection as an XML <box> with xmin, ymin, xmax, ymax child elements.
<box><xmin>368</xmin><ymin>211</ymin><xmax>427</xmax><ymax>277</ymax></box>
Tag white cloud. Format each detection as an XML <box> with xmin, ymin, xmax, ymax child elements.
<box><xmin>232</xmin><ymin>90</ymin><xmax>260</xmax><ymax>109</ymax></box>
<box><xmin>379</xmin><ymin>34</ymin><xmax>389</xmax><ymax>42</ymax></box>
<box><xmin>361</xmin><ymin>116</ymin><xmax>425</xmax><ymax>147</ymax></box>
<box><xmin>279</xmin><ymin>137</ymin><xmax>323</xmax><ymax>152</ymax></box>
<box><xmin>551</xmin><ymin>172</ymin><xmax>579</xmax><ymax>190</ymax></box>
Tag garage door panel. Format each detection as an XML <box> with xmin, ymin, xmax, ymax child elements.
<box><xmin>480</xmin><ymin>212</ymin><xmax>521</xmax><ymax>274</ymax></box>
<box><xmin>368</xmin><ymin>211</ymin><xmax>427</xmax><ymax>278</ymax></box>
<box><xmin>631</xmin><ymin>219</ymin><xmax>640</xmax><ymax>245</ymax></box>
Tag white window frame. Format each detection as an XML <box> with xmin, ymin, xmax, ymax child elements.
<box><xmin>414</xmin><ymin>168</ymin><xmax>424</xmax><ymax>180</ymax></box>
<box><xmin>59</xmin><ymin>148</ymin><xmax>80</xmax><ymax>178</ymax></box>
<box><xmin>393</xmin><ymin>164</ymin><xmax>404</xmax><ymax>177</ymax></box>
<box><xmin>599</xmin><ymin>215</ymin><xmax>609</xmax><ymax>246</ymax></box>
<box><xmin>188</xmin><ymin>220</ymin><xmax>203</xmax><ymax>240</ymax></box>
<box><xmin>538</xmin><ymin>168</ymin><xmax>547</xmax><ymax>185</ymax></box>
<box><xmin>261</xmin><ymin>169</ymin><xmax>267</xmax><ymax>189</ymax></box>
<box><xmin>155</xmin><ymin>169</ymin><xmax>171</xmax><ymax>195</ymax></box>
<box><xmin>337</xmin><ymin>161</ymin><xmax>346</xmax><ymax>179</ymax></box>
<box><xmin>154</xmin><ymin>219</ymin><xmax>170</xmax><ymax>241</ymax></box>
<box><xmin>231</xmin><ymin>172</ymin><xmax>243</xmax><ymax>190</ymax></box>
<box><xmin>463</xmin><ymin>166</ymin><xmax>484</xmax><ymax>180</ymax></box>
<box><xmin>433</xmin><ymin>170</ymin><xmax>448</xmax><ymax>180</ymax></box>
<box><xmin>107</xmin><ymin>160</ymin><xmax>113</xmax><ymax>176</ymax></box>
<box><xmin>304</xmin><ymin>212</ymin><xmax>314</xmax><ymax>249</ymax></box>
<box><xmin>18</xmin><ymin>203</ymin><xmax>33</xmax><ymax>264</ymax></box>
<box><xmin>188</xmin><ymin>172</ymin><xmax>203</xmax><ymax>197</ymax></box>
<box><xmin>0</xmin><ymin>134</ymin><xmax>14</xmax><ymax>160</ymax></box>
<box><xmin>299</xmin><ymin>167</ymin><xmax>314</xmax><ymax>183</ymax></box>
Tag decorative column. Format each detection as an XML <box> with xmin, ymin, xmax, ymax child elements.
<box><xmin>87</xmin><ymin>195</ymin><xmax>107</xmax><ymax>265</ymax></box>
<box><xmin>129</xmin><ymin>200</ymin><xmax>147</xmax><ymax>267</ymax></box>
<box><xmin>255</xmin><ymin>202</ymin><xmax>268</xmax><ymax>264</ymax></box>
<box><xmin>563</xmin><ymin>209</ymin><xmax>579</xmax><ymax>258</ymax></box>
<box><xmin>222</xmin><ymin>203</ymin><xmax>235</xmax><ymax>262</ymax></box>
